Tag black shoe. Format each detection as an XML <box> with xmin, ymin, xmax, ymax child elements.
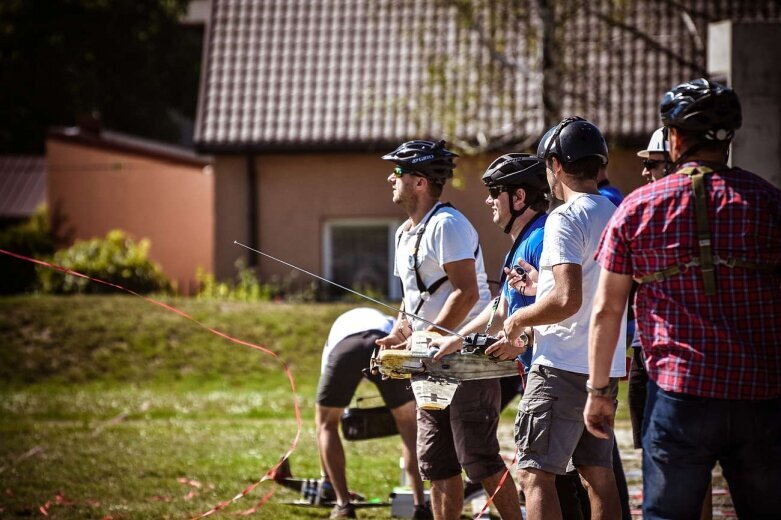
<box><xmin>464</xmin><ymin>481</ymin><xmax>485</xmax><ymax>501</ymax></box>
<box><xmin>412</xmin><ymin>503</ymin><xmax>433</xmax><ymax>520</ymax></box>
<box><xmin>330</xmin><ymin>502</ymin><xmax>356</xmax><ymax>519</ymax></box>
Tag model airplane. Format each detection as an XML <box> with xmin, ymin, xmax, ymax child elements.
<box><xmin>372</xmin><ymin>331</ymin><xmax>521</xmax><ymax>410</ymax></box>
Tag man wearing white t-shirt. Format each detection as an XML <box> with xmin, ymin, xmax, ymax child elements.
<box><xmin>316</xmin><ymin>307</ymin><xmax>426</xmax><ymax>519</ymax></box>
<box><xmin>486</xmin><ymin>119</ymin><xmax>626</xmax><ymax>520</ymax></box>
<box><xmin>377</xmin><ymin>140</ymin><xmax>521</xmax><ymax>520</ymax></box>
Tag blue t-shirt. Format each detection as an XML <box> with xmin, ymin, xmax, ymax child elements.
<box><xmin>598</xmin><ymin>182</ymin><xmax>624</xmax><ymax>207</ymax></box>
<box><xmin>501</xmin><ymin>212</ymin><xmax>547</xmax><ymax>369</ymax></box>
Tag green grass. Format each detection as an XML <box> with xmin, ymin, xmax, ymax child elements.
<box><xmin>0</xmin><ymin>295</ymin><xmax>629</xmax><ymax>519</ymax></box>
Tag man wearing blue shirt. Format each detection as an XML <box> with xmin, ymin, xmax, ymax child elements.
<box><xmin>431</xmin><ymin>153</ymin><xmax>548</xmax><ymax>364</ymax></box>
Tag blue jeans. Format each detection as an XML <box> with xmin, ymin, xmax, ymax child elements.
<box><xmin>642</xmin><ymin>386</ymin><xmax>781</xmax><ymax>519</ymax></box>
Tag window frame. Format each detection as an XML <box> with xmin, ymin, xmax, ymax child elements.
<box><xmin>322</xmin><ymin>218</ymin><xmax>402</xmax><ymax>300</ymax></box>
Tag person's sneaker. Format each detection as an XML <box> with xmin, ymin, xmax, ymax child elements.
<box><xmin>412</xmin><ymin>503</ymin><xmax>433</xmax><ymax>520</ymax></box>
<box><xmin>329</xmin><ymin>502</ymin><xmax>357</xmax><ymax>519</ymax></box>
<box><xmin>464</xmin><ymin>480</ymin><xmax>485</xmax><ymax>501</ymax></box>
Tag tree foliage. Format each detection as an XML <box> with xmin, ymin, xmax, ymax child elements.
<box><xmin>0</xmin><ymin>0</ymin><xmax>202</xmax><ymax>153</ymax></box>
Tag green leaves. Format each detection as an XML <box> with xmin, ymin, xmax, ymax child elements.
<box><xmin>37</xmin><ymin>229</ymin><xmax>170</xmax><ymax>294</ymax></box>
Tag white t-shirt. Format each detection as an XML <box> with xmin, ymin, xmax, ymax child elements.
<box><xmin>532</xmin><ymin>193</ymin><xmax>627</xmax><ymax>376</ymax></box>
<box><xmin>320</xmin><ymin>307</ymin><xmax>394</xmax><ymax>373</ymax></box>
<box><xmin>394</xmin><ymin>204</ymin><xmax>491</xmax><ymax>332</ymax></box>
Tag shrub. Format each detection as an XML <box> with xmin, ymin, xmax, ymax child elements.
<box><xmin>196</xmin><ymin>260</ymin><xmax>317</xmax><ymax>302</ymax></box>
<box><xmin>0</xmin><ymin>205</ymin><xmax>54</xmax><ymax>294</ymax></box>
<box><xmin>38</xmin><ymin>230</ymin><xmax>170</xmax><ymax>294</ymax></box>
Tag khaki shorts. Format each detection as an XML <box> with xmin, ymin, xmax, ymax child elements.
<box><xmin>417</xmin><ymin>379</ymin><xmax>505</xmax><ymax>482</ymax></box>
<box><xmin>515</xmin><ymin>364</ymin><xmax>618</xmax><ymax>475</ymax></box>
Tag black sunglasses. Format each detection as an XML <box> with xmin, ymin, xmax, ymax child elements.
<box><xmin>487</xmin><ymin>186</ymin><xmax>510</xmax><ymax>199</ymax></box>
<box><xmin>643</xmin><ymin>159</ymin><xmax>668</xmax><ymax>169</ymax></box>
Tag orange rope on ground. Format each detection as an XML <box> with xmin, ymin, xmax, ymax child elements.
<box><xmin>0</xmin><ymin>248</ymin><xmax>302</xmax><ymax>518</ymax></box>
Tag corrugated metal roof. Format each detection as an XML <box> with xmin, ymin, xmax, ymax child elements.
<box><xmin>195</xmin><ymin>0</ymin><xmax>780</xmax><ymax>152</ymax></box>
<box><xmin>0</xmin><ymin>156</ymin><xmax>47</xmax><ymax>219</ymax></box>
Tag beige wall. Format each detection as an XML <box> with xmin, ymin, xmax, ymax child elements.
<box><xmin>47</xmin><ymin>138</ymin><xmax>214</xmax><ymax>294</ymax></box>
<box><xmin>213</xmin><ymin>147</ymin><xmax>648</xmax><ymax>296</ymax></box>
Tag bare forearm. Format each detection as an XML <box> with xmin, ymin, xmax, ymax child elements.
<box><xmin>505</xmin><ymin>290</ymin><xmax>578</xmax><ymax>338</ymax></box>
<box><xmin>588</xmin><ymin>307</ymin><xmax>623</xmax><ymax>387</ymax></box>
<box><xmin>588</xmin><ymin>270</ymin><xmax>633</xmax><ymax>386</ymax></box>
<box><xmin>429</xmin><ymin>288</ymin><xmax>478</xmax><ymax>333</ymax></box>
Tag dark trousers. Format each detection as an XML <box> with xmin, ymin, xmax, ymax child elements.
<box><xmin>643</xmin><ymin>385</ymin><xmax>781</xmax><ymax>519</ymax></box>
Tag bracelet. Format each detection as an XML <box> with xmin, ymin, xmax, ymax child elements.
<box><xmin>585</xmin><ymin>379</ymin><xmax>611</xmax><ymax>397</ymax></box>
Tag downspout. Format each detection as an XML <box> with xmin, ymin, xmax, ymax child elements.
<box><xmin>246</xmin><ymin>154</ymin><xmax>258</xmax><ymax>267</ymax></box>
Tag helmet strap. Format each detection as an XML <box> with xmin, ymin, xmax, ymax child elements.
<box><xmin>504</xmin><ymin>199</ymin><xmax>530</xmax><ymax>235</ymax></box>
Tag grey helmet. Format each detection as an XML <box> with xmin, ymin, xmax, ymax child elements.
<box><xmin>381</xmin><ymin>140</ymin><xmax>458</xmax><ymax>184</ymax></box>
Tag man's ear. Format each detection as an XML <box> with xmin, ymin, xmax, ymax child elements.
<box><xmin>513</xmin><ymin>187</ymin><xmax>527</xmax><ymax>210</ymax></box>
<box><xmin>668</xmin><ymin>127</ymin><xmax>682</xmax><ymax>161</ymax></box>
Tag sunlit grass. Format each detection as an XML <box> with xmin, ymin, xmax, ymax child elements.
<box><xmin>0</xmin><ymin>295</ymin><xmax>630</xmax><ymax>519</ymax></box>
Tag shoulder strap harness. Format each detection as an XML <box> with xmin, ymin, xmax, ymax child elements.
<box><xmin>398</xmin><ymin>203</ymin><xmax>481</xmax><ymax>314</ymax></box>
<box><xmin>634</xmin><ymin>165</ymin><xmax>778</xmax><ymax>294</ymax></box>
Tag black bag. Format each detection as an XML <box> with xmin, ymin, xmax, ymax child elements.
<box><xmin>340</xmin><ymin>400</ymin><xmax>399</xmax><ymax>441</ymax></box>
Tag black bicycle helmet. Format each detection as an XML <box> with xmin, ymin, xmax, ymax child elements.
<box><xmin>660</xmin><ymin>78</ymin><xmax>741</xmax><ymax>142</ymax></box>
<box><xmin>482</xmin><ymin>153</ymin><xmax>548</xmax><ymax>191</ymax></box>
<box><xmin>381</xmin><ymin>140</ymin><xmax>458</xmax><ymax>184</ymax></box>
<box><xmin>537</xmin><ymin>117</ymin><xmax>608</xmax><ymax>166</ymax></box>
<box><xmin>482</xmin><ymin>153</ymin><xmax>549</xmax><ymax>234</ymax></box>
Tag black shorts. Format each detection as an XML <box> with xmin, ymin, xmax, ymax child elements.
<box><xmin>316</xmin><ymin>330</ymin><xmax>414</xmax><ymax>409</ymax></box>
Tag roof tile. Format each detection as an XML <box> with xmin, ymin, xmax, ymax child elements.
<box><xmin>195</xmin><ymin>0</ymin><xmax>780</xmax><ymax>152</ymax></box>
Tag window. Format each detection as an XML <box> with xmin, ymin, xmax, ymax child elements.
<box><xmin>323</xmin><ymin>219</ymin><xmax>401</xmax><ymax>300</ymax></box>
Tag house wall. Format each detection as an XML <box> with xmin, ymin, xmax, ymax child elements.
<box><xmin>46</xmin><ymin>138</ymin><xmax>214</xmax><ymax>294</ymax></box>
<box><xmin>214</xmin><ymin>147</ymin><xmax>644</xmax><ymax>295</ymax></box>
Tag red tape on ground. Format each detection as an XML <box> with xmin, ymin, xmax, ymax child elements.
<box><xmin>0</xmin><ymin>248</ymin><xmax>301</xmax><ymax>518</ymax></box>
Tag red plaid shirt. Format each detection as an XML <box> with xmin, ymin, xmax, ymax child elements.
<box><xmin>597</xmin><ymin>162</ymin><xmax>781</xmax><ymax>399</ymax></box>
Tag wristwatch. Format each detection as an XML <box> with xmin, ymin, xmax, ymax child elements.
<box><xmin>518</xmin><ymin>331</ymin><xmax>531</xmax><ymax>348</ymax></box>
<box><xmin>585</xmin><ymin>380</ymin><xmax>611</xmax><ymax>397</ymax></box>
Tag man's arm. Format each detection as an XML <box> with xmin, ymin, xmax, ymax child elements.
<box><xmin>375</xmin><ymin>303</ymin><xmax>412</xmax><ymax>349</ymax></box>
<box><xmin>430</xmin><ymin>294</ymin><xmax>507</xmax><ymax>361</ymax></box>
<box><xmin>485</xmin><ymin>263</ymin><xmax>582</xmax><ymax>359</ymax></box>
<box><xmin>583</xmin><ymin>270</ymin><xmax>632</xmax><ymax>439</ymax></box>
<box><xmin>428</xmin><ymin>258</ymin><xmax>479</xmax><ymax>334</ymax></box>
<box><xmin>503</xmin><ymin>263</ymin><xmax>582</xmax><ymax>341</ymax></box>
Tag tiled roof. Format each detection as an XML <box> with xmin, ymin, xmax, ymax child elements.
<box><xmin>195</xmin><ymin>0</ymin><xmax>779</xmax><ymax>153</ymax></box>
<box><xmin>0</xmin><ymin>156</ymin><xmax>47</xmax><ymax>219</ymax></box>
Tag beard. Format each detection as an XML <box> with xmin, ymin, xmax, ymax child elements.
<box><xmin>547</xmin><ymin>195</ymin><xmax>565</xmax><ymax>212</ymax></box>
<box><xmin>547</xmin><ymin>176</ymin><xmax>564</xmax><ymax>212</ymax></box>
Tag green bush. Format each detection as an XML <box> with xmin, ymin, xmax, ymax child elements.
<box><xmin>38</xmin><ymin>230</ymin><xmax>170</xmax><ymax>294</ymax></box>
<box><xmin>0</xmin><ymin>205</ymin><xmax>54</xmax><ymax>294</ymax></box>
<box><xmin>196</xmin><ymin>260</ymin><xmax>317</xmax><ymax>302</ymax></box>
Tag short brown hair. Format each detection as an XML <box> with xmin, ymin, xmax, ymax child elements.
<box><xmin>561</xmin><ymin>156</ymin><xmax>602</xmax><ymax>181</ymax></box>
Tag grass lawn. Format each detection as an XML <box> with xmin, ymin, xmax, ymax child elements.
<box><xmin>0</xmin><ymin>295</ymin><xmax>629</xmax><ymax>519</ymax></box>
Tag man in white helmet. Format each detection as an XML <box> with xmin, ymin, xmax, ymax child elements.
<box><xmin>636</xmin><ymin>128</ymin><xmax>671</xmax><ymax>184</ymax></box>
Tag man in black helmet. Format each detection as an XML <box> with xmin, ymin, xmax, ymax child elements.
<box><xmin>486</xmin><ymin>118</ymin><xmax>627</xmax><ymax>520</ymax></box>
<box><xmin>585</xmin><ymin>78</ymin><xmax>781</xmax><ymax>519</ymax></box>
<box><xmin>376</xmin><ymin>140</ymin><xmax>521</xmax><ymax>520</ymax></box>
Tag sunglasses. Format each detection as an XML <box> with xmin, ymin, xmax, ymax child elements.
<box><xmin>393</xmin><ymin>167</ymin><xmax>422</xmax><ymax>178</ymax></box>
<box><xmin>487</xmin><ymin>186</ymin><xmax>509</xmax><ymax>200</ymax></box>
<box><xmin>643</xmin><ymin>159</ymin><xmax>667</xmax><ymax>169</ymax></box>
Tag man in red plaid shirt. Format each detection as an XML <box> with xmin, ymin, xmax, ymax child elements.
<box><xmin>583</xmin><ymin>78</ymin><xmax>781</xmax><ymax>519</ymax></box>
